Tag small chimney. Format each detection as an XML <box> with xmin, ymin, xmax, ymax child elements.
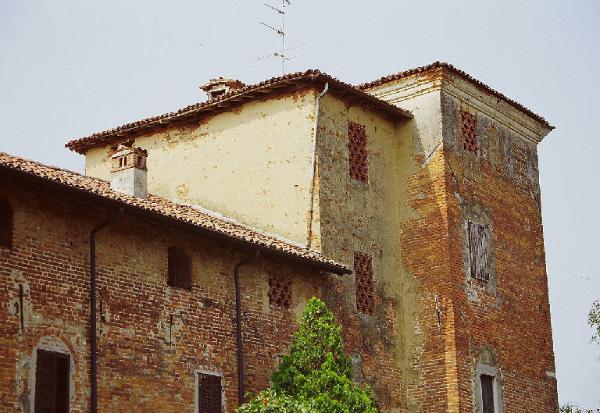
<box><xmin>201</xmin><ymin>77</ymin><xmax>245</xmax><ymax>100</ymax></box>
<box><xmin>110</xmin><ymin>145</ymin><xmax>148</xmax><ymax>198</ymax></box>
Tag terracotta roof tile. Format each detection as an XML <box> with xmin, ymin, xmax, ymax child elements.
<box><xmin>66</xmin><ymin>70</ymin><xmax>412</xmax><ymax>154</ymax></box>
<box><xmin>358</xmin><ymin>62</ymin><xmax>553</xmax><ymax>129</ymax></box>
<box><xmin>0</xmin><ymin>151</ymin><xmax>350</xmax><ymax>275</ymax></box>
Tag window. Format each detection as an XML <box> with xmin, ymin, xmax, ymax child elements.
<box><xmin>168</xmin><ymin>247</ymin><xmax>191</xmax><ymax>289</ymax></box>
<box><xmin>467</xmin><ymin>221</ymin><xmax>491</xmax><ymax>282</ymax></box>
<box><xmin>462</xmin><ymin>111</ymin><xmax>478</xmax><ymax>154</ymax></box>
<box><xmin>348</xmin><ymin>121</ymin><xmax>368</xmax><ymax>183</ymax></box>
<box><xmin>268</xmin><ymin>274</ymin><xmax>292</xmax><ymax>309</ymax></box>
<box><xmin>197</xmin><ymin>372</ymin><xmax>222</xmax><ymax>413</ymax></box>
<box><xmin>34</xmin><ymin>349</ymin><xmax>70</xmax><ymax>413</ymax></box>
<box><xmin>480</xmin><ymin>374</ymin><xmax>495</xmax><ymax>413</ymax></box>
<box><xmin>0</xmin><ymin>198</ymin><xmax>13</xmax><ymax>248</ymax></box>
<box><xmin>354</xmin><ymin>252</ymin><xmax>374</xmax><ymax>315</ymax></box>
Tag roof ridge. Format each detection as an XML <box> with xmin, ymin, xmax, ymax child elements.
<box><xmin>358</xmin><ymin>61</ymin><xmax>553</xmax><ymax>129</ymax></box>
<box><xmin>65</xmin><ymin>69</ymin><xmax>411</xmax><ymax>154</ymax></box>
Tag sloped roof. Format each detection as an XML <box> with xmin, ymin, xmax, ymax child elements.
<box><xmin>358</xmin><ymin>61</ymin><xmax>552</xmax><ymax>129</ymax></box>
<box><xmin>66</xmin><ymin>69</ymin><xmax>412</xmax><ymax>154</ymax></box>
<box><xmin>0</xmin><ymin>152</ymin><xmax>350</xmax><ymax>275</ymax></box>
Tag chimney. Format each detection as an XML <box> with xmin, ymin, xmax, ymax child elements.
<box><xmin>110</xmin><ymin>145</ymin><xmax>148</xmax><ymax>198</ymax></box>
<box><xmin>201</xmin><ymin>77</ymin><xmax>245</xmax><ymax>100</ymax></box>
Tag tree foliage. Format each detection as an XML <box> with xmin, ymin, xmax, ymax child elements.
<box><xmin>239</xmin><ymin>298</ymin><xmax>377</xmax><ymax>413</ymax></box>
<box><xmin>560</xmin><ymin>403</ymin><xmax>600</xmax><ymax>413</ymax></box>
<box><xmin>589</xmin><ymin>300</ymin><xmax>600</xmax><ymax>344</ymax></box>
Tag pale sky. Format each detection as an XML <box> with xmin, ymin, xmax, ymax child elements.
<box><xmin>1</xmin><ymin>0</ymin><xmax>599</xmax><ymax>408</ymax></box>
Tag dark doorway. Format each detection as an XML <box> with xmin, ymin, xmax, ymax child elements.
<box><xmin>481</xmin><ymin>374</ymin><xmax>495</xmax><ymax>413</ymax></box>
<box><xmin>35</xmin><ymin>349</ymin><xmax>70</xmax><ymax>413</ymax></box>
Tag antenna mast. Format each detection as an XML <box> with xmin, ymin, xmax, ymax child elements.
<box><xmin>260</xmin><ymin>0</ymin><xmax>291</xmax><ymax>75</ymax></box>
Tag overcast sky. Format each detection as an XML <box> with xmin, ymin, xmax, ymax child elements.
<box><xmin>1</xmin><ymin>0</ymin><xmax>599</xmax><ymax>408</ymax></box>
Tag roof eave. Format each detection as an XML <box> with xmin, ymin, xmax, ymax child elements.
<box><xmin>0</xmin><ymin>163</ymin><xmax>350</xmax><ymax>275</ymax></box>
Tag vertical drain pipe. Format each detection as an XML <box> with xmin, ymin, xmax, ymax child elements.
<box><xmin>306</xmin><ymin>82</ymin><xmax>329</xmax><ymax>249</ymax></box>
<box><xmin>234</xmin><ymin>250</ymin><xmax>260</xmax><ymax>406</ymax></box>
<box><xmin>89</xmin><ymin>209</ymin><xmax>122</xmax><ymax>413</ymax></box>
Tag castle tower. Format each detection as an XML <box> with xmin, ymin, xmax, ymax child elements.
<box><xmin>359</xmin><ymin>63</ymin><xmax>557</xmax><ymax>412</ymax></box>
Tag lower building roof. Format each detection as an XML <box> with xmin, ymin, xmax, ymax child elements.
<box><xmin>0</xmin><ymin>151</ymin><xmax>350</xmax><ymax>275</ymax></box>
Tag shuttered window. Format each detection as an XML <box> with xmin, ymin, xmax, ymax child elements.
<box><xmin>168</xmin><ymin>247</ymin><xmax>191</xmax><ymax>289</ymax></box>
<box><xmin>480</xmin><ymin>374</ymin><xmax>495</xmax><ymax>413</ymax></box>
<box><xmin>467</xmin><ymin>221</ymin><xmax>491</xmax><ymax>282</ymax></box>
<box><xmin>0</xmin><ymin>198</ymin><xmax>13</xmax><ymax>248</ymax></box>
<box><xmin>198</xmin><ymin>373</ymin><xmax>222</xmax><ymax>413</ymax></box>
<box><xmin>34</xmin><ymin>349</ymin><xmax>69</xmax><ymax>413</ymax></box>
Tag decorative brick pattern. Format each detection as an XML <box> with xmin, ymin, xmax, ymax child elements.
<box><xmin>268</xmin><ymin>274</ymin><xmax>292</xmax><ymax>309</ymax></box>
<box><xmin>348</xmin><ymin>121</ymin><xmax>368</xmax><ymax>183</ymax></box>
<box><xmin>354</xmin><ymin>252</ymin><xmax>374</xmax><ymax>315</ymax></box>
<box><xmin>462</xmin><ymin>111</ymin><xmax>478</xmax><ymax>153</ymax></box>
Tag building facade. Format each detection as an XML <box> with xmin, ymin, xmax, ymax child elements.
<box><xmin>0</xmin><ymin>63</ymin><xmax>558</xmax><ymax>412</ymax></box>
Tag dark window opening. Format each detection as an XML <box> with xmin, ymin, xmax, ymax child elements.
<box><xmin>354</xmin><ymin>252</ymin><xmax>374</xmax><ymax>315</ymax></box>
<box><xmin>0</xmin><ymin>198</ymin><xmax>13</xmax><ymax>248</ymax></box>
<box><xmin>35</xmin><ymin>349</ymin><xmax>70</xmax><ymax>413</ymax></box>
<box><xmin>198</xmin><ymin>372</ymin><xmax>222</xmax><ymax>413</ymax></box>
<box><xmin>481</xmin><ymin>374</ymin><xmax>495</xmax><ymax>413</ymax></box>
<box><xmin>168</xmin><ymin>247</ymin><xmax>191</xmax><ymax>289</ymax></box>
<box><xmin>467</xmin><ymin>221</ymin><xmax>491</xmax><ymax>282</ymax></box>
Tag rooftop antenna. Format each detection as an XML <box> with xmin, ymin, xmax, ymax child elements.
<box><xmin>260</xmin><ymin>0</ymin><xmax>291</xmax><ymax>75</ymax></box>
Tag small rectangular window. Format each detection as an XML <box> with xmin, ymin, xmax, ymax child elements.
<box><xmin>348</xmin><ymin>121</ymin><xmax>368</xmax><ymax>183</ymax></box>
<box><xmin>35</xmin><ymin>349</ymin><xmax>70</xmax><ymax>413</ymax></box>
<box><xmin>354</xmin><ymin>252</ymin><xmax>374</xmax><ymax>315</ymax></box>
<box><xmin>0</xmin><ymin>198</ymin><xmax>13</xmax><ymax>248</ymax></box>
<box><xmin>468</xmin><ymin>221</ymin><xmax>491</xmax><ymax>282</ymax></box>
<box><xmin>197</xmin><ymin>373</ymin><xmax>222</xmax><ymax>413</ymax></box>
<box><xmin>480</xmin><ymin>374</ymin><xmax>495</xmax><ymax>413</ymax></box>
<box><xmin>168</xmin><ymin>247</ymin><xmax>191</xmax><ymax>289</ymax></box>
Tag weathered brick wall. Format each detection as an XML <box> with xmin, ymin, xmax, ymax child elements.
<box><xmin>0</xmin><ymin>177</ymin><xmax>327</xmax><ymax>413</ymax></box>
<box><xmin>315</xmin><ymin>93</ymin><xmax>410</xmax><ymax>411</ymax></box>
<box><xmin>441</xmin><ymin>90</ymin><xmax>558</xmax><ymax>412</ymax></box>
<box><xmin>361</xmin><ymin>71</ymin><xmax>558</xmax><ymax>413</ymax></box>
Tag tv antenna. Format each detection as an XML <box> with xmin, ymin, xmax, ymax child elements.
<box><xmin>260</xmin><ymin>0</ymin><xmax>291</xmax><ymax>75</ymax></box>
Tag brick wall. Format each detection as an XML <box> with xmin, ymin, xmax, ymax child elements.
<box><xmin>0</xmin><ymin>177</ymin><xmax>326</xmax><ymax>412</ymax></box>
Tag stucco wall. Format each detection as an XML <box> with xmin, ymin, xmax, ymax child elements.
<box><xmin>85</xmin><ymin>89</ymin><xmax>318</xmax><ymax>245</ymax></box>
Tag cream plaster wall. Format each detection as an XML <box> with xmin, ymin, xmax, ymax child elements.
<box><xmin>85</xmin><ymin>90</ymin><xmax>319</xmax><ymax>244</ymax></box>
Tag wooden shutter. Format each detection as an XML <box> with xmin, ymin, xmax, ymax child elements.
<box><xmin>468</xmin><ymin>221</ymin><xmax>491</xmax><ymax>281</ymax></box>
<box><xmin>35</xmin><ymin>349</ymin><xmax>69</xmax><ymax>413</ymax></box>
<box><xmin>0</xmin><ymin>198</ymin><xmax>12</xmax><ymax>248</ymax></box>
<box><xmin>480</xmin><ymin>374</ymin><xmax>495</xmax><ymax>413</ymax></box>
<box><xmin>198</xmin><ymin>373</ymin><xmax>222</xmax><ymax>413</ymax></box>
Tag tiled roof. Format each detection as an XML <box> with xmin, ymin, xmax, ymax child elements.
<box><xmin>358</xmin><ymin>62</ymin><xmax>553</xmax><ymax>129</ymax></box>
<box><xmin>66</xmin><ymin>69</ymin><xmax>412</xmax><ymax>154</ymax></box>
<box><xmin>0</xmin><ymin>152</ymin><xmax>350</xmax><ymax>275</ymax></box>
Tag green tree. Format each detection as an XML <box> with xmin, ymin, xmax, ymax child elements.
<box><xmin>589</xmin><ymin>300</ymin><xmax>600</xmax><ymax>344</ymax></box>
<box><xmin>239</xmin><ymin>297</ymin><xmax>377</xmax><ymax>413</ymax></box>
<box><xmin>560</xmin><ymin>403</ymin><xmax>600</xmax><ymax>413</ymax></box>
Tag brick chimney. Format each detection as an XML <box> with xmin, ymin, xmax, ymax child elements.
<box><xmin>110</xmin><ymin>145</ymin><xmax>148</xmax><ymax>198</ymax></box>
<box><xmin>201</xmin><ymin>77</ymin><xmax>245</xmax><ymax>100</ymax></box>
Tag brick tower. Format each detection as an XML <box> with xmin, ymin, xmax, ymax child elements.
<box><xmin>358</xmin><ymin>63</ymin><xmax>557</xmax><ymax>412</ymax></box>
